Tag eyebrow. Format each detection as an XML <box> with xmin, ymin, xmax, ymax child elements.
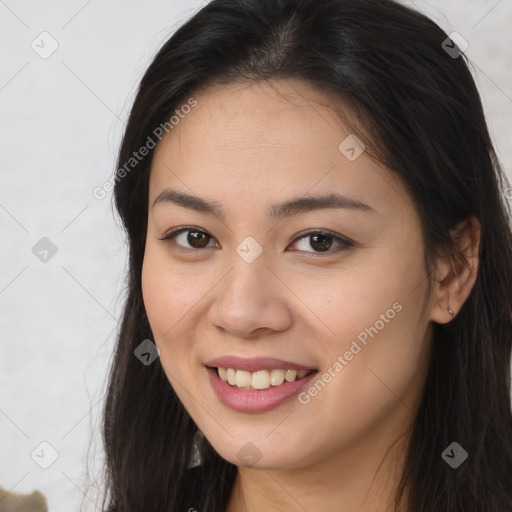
<box><xmin>152</xmin><ymin>189</ymin><xmax>376</xmax><ymax>220</ymax></box>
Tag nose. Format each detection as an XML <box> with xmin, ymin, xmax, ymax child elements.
<box><xmin>207</xmin><ymin>252</ymin><xmax>294</xmax><ymax>339</ymax></box>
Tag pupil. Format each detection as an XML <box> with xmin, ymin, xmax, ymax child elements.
<box><xmin>310</xmin><ymin>234</ymin><xmax>332</xmax><ymax>252</ymax></box>
<box><xmin>189</xmin><ymin>231</ymin><xmax>209</xmax><ymax>248</ymax></box>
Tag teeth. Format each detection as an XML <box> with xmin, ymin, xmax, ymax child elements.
<box><xmin>285</xmin><ymin>369</ymin><xmax>297</xmax><ymax>382</ymax></box>
<box><xmin>235</xmin><ymin>370</ymin><xmax>252</xmax><ymax>388</ymax></box>
<box><xmin>216</xmin><ymin>367</ymin><xmax>313</xmax><ymax>390</ymax></box>
<box><xmin>270</xmin><ymin>369</ymin><xmax>285</xmax><ymax>386</ymax></box>
<box><xmin>227</xmin><ymin>368</ymin><xmax>236</xmax><ymax>385</ymax></box>
<box><xmin>251</xmin><ymin>370</ymin><xmax>270</xmax><ymax>390</ymax></box>
<box><xmin>218</xmin><ymin>367</ymin><xmax>227</xmax><ymax>381</ymax></box>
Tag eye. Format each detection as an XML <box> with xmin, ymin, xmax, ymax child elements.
<box><xmin>158</xmin><ymin>227</ymin><xmax>218</xmax><ymax>252</ymax></box>
<box><xmin>288</xmin><ymin>229</ymin><xmax>353</xmax><ymax>254</ymax></box>
<box><xmin>158</xmin><ymin>227</ymin><xmax>353</xmax><ymax>255</ymax></box>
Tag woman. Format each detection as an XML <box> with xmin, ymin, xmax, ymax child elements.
<box><xmin>99</xmin><ymin>0</ymin><xmax>512</xmax><ymax>510</ymax></box>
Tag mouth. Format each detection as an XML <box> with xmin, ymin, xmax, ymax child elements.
<box><xmin>205</xmin><ymin>364</ymin><xmax>319</xmax><ymax>413</ymax></box>
<box><xmin>206</xmin><ymin>366</ymin><xmax>318</xmax><ymax>391</ymax></box>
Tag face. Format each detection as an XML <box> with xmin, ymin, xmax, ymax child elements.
<box><xmin>141</xmin><ymin>79</ymin><xmax>435</xmax><ymax>471</ymax></box>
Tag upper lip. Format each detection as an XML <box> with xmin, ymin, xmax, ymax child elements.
<box><xmin>205</xmin><ymin>356</ymin><xmax>317</xmax><ymax>372</ymax></box>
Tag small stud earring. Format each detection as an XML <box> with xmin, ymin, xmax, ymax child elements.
<box><xmin>447</xmin><ymin>307</ymin><xmax>454</xmax><ymax>316</ymax></box>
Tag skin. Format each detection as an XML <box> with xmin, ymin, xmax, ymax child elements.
<box><xmin>141</xmin><ymin>78</ymin><xmax>480</xmax><ymax>512</ymax></box>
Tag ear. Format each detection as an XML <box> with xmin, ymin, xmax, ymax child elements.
<box><xmin>429</xmin><ymin>216</ymin><xmax>481</xmax><ymax>324</ymax></box>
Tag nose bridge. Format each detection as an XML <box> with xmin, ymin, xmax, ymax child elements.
<box><xmin>209</xmin><ymin>241</ymin><xmax>292</xmax><ymax>336</ymax></box>
<box><xmin>221</xmin><ymin>242</ymin><xmax>271</xmax><ymax>312</ymax></box>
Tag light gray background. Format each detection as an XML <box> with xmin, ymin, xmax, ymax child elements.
<box><xmin>1</xmin><ymin>1</ymin><xmax>511</xmax><ymax>511</ymax></box>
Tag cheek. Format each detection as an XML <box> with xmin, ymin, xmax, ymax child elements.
<box><xmin>141</xmin><ymin>253</ymin><xmax>195</xmax><ymax>395</ymax></box>
<box><xmin>142</xmin><ymin>245</ymin><xmax>201</xmax><ymax>337</ymax></box>
<box><xmin>141</xmin><ymin>253</ymin><xmax>170</xmax><ymax>335</ymax></box>
<box><xmin>141</xmin><ymin>248</ymin><xmax>194</xmax><ymax>367</ymax></box>
<box><xmin>304</xmin><ymin>238</ymin><xmax>430</xmax><ymax>404</ymax></box>
<box><xmin>308</xmin><ymin>241</ymin><xmax>425</xmax><ymax>347</ymax></box>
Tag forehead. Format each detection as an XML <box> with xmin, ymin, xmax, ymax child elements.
<box><xmin>155</xmin><ymin>78</ymin><xmax>352</xmax><ymax>162</ymax></box>
<box><xmin>149</xmin><ymin>79</ymin><xmax>413</xmax><ymax>218</ymax></box>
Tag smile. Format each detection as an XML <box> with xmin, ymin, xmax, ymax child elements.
<box><xmin>205</xmin><ymin>365</ymin><xmax>319</xmax><ymax>413</ymax></box>
<box><xmin>215</xmin><ymin>367</ymin><xmax>316</xmax><ymax>391</ymax></box>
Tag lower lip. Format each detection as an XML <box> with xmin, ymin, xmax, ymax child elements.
<box><xmin>206</xmin><ymin>367</ymin><xmax>318</xmax><ymax>413</ymax></box>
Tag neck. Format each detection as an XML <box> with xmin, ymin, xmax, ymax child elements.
<box><xmin>226</xmin><ymin>422</ymin><xmax>412</xmax><ymax>512</ymax></box>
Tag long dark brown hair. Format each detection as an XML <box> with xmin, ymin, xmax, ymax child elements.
<box><xmin>93</xmin><ymin>0</ymin><xmax>512</xmax><ymax>510</ymax></box>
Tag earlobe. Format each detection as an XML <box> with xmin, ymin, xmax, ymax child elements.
<box><xmin>429</xmin><ymin>216</ymin><xmax>481</xmax><ymax>324</ymax></box>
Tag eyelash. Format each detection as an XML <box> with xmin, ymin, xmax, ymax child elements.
<box><xmin>157</xmin><ymin>227</ymin><xmax>354</xmax><ymax>256</ymax></box>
